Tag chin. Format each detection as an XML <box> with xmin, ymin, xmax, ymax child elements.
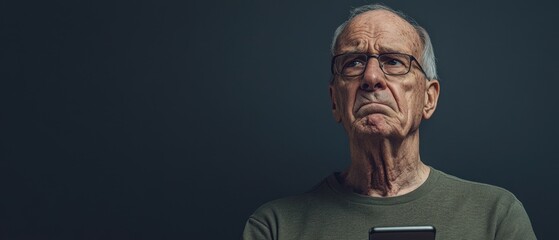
<box><xmin>352</xmin><ymin>115</ymin><xmax>394</xmax><ymax>137</ymax></box>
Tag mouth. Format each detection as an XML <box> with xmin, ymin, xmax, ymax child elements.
<box><xmin>354</xmin><ymin>102</ymin><xmax>392</xmax><ymax>118</ymax></box>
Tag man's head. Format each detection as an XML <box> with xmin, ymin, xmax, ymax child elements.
<box><xmin>329</xmin><ymin>4</ymin><xmax>440</xmax><ymax>141</ymax></box>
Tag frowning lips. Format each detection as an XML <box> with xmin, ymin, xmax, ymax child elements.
<box><xmin>353</xmin><ymin>92</ymin><xmax>396</xmax><ymax>118</ymax></box>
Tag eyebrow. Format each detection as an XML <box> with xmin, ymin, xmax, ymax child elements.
<box><xmin>377</xmin><ymin>45</ymin><xmax>405</xmax><ymax>54</ymax></box>
<box><xmin>337</xmin><ymin>42</ymin><xmax>408</xmax><ymax>55</ymax></box>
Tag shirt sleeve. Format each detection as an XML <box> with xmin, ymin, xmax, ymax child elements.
<box><xmin>242</xmin><ymin>217</ymin><xmax>273</xmax><ymax>240</ymax></box>
<box><xmin>494</xmin><ymin>199</ymin><xmax>537</xmax><ymax>240</ymax></box>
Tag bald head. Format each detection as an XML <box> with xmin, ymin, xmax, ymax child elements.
<box><xmin>334</xmin><ymin>10</ymin><xmax>422</xmax><ymax>59</ymax></box>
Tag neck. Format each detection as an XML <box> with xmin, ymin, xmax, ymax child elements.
<box><xmin>341</xmin><ymin>130</ymin><xmax>430</xmax><ymax>197</ymax></box>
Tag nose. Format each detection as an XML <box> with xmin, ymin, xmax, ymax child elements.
<box><xmin>360</xmin><ymin>58</ymin><xmax>387</xmax><ymax>91</ymax></box>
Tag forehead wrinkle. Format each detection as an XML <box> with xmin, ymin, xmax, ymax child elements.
<box><xmin>338</xmin><ymin>34</ymin><xmax>412</xmax><ymax>55</ymax></box>
<box><xmin>335</xmin><ymin>10</ymin><xmax>423</xmax><ymax>57</ymax></box>
<box><xmin>392</xmin><ymin>24</ymin><xmax>422</xmax><ymax>57</ymax></box>
<box><xmin>337</xmin><ymin>30</ymin><xmax>389</xmax><ymax>54</ymax></box>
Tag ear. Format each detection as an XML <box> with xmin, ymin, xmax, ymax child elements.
<box><xmin>422</xmin><ymin>79</ymin><xmax>440</xmax><ymax>120</ymax></box>
<box><xmin>329</xmin><ymin>85</ymin><xmax>342</xmax><ymax>123</ymax></box>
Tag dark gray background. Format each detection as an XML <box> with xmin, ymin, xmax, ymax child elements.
<box><xmin>1</xmin><ymin>0</ymin><xmax>557</xmax><ymax>239</ymax></box>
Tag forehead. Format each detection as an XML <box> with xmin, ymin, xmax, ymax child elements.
<box><xmin>335</xmin><ymin>10</ymin><xmax>421</xmax><ymax>56</ymax></box>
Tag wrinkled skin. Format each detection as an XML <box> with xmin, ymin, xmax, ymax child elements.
<box><xmin>330</xmin><ymin>10</ymin><xmax>440</xmax><ymax>197</ymax></box>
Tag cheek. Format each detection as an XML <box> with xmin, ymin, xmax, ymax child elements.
<box><xmin>405</xmin><ymin>84</ymin><xmax>426</xmax><ymax>120</ymax></box>
<box><xmin>393</xmin><ymin>79</ymin><xmax>424</xmax><ymax>120</ymax></box>
<box><xmin>335</xmin><ymin>83</ymin><xmax>358</xmax><ymax>116</ymax></box>
<box><xmin>387</xmin><ymin>81</ymin><xmax>412</xmax><ymax>115</ymax></box>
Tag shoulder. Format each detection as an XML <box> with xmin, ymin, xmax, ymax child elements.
<box><xmin>433</xmin><ymin>168</ymin><xmax>521</xmax><ymax>209</ymax></box>
<box><xmin>243</xmin><ymin>177</ymin><xmax>336</xmax><ymax>240</ymax></box>
<box><xmin>423</xmin><ymin>168</ymin><xmax>536</xmax><ymax>239</ymax></box>
<box><xmin>248</xmin><ymin>175</ymin><xmax>335</xmax><ymax>225</ymax></box>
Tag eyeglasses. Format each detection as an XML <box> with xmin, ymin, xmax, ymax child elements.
<box><xmin>331</xmin><ymin>52</ymin><xmax>427</xmax><ymax>77</ymax></box>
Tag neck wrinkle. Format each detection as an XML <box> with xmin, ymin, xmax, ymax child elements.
<box><xmin>342</xmin><ymin>129</ymin><xmax>427</xmax><ymax>197</ymax></box>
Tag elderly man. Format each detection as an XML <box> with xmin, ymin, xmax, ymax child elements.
<box><xmin>242</xmin><ymin>4</ymin><xmax>536</xmax><ymax>240</ymax></box>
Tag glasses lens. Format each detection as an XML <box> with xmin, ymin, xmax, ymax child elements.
<box><xmin>336</xmin><ymin>53</ymin><xmax>367</xmax><ymax>76</ymax></box>
<box><xmin>379</xmin><ymin>54</ymin><xmax>411</xmax><ymax>75</ymax></box>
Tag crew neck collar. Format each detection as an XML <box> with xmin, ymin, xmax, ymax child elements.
<box><xmin>326</xmin><ymin>166</ymin><xmax>441</xmax><ymax>205</ymax></box>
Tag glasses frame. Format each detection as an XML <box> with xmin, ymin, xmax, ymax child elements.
<box><xmin>331</xmin><ymin>52</ymin><xmax>427</xmax><ymax>78</ymax></box>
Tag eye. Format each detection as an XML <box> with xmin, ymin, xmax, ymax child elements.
<box><xmin>342</xmin><ymin>54</ymin><xmax>368</xmax><ymax>69</ymax></box>
<box><xmin>334</xmin><ymin>54</ymin><xmax>368</xmax><ymax>76</ymax></box>
<box><xmin>383</xmin><ymin>58</ymin><xmax>404</xmax><ymax>66</ymax></box>
<box><xmin>345</xmin><ymin>59</ymin><xmax>366</xmax><ymax>68</ymax></box>
<box><xmin>378</xmin><ymin>54</ymin><xmax>411</xmax><ymax>75</ymax></box>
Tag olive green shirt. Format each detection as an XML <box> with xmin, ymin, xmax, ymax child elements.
<box><xmin>242</xmin><ymin>168</ymin><xmax>536</xmax><ymax>240</ymax></box>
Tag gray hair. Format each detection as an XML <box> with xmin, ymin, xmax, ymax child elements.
<box><xmin>331</xmin><ymin>4</ymin><xmax>438</xmax><ymax>80</ymax></box>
